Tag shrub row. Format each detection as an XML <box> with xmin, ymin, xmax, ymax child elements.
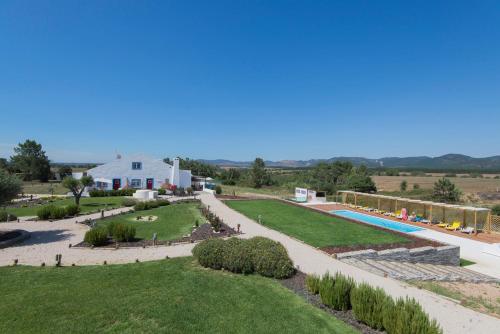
<box><xmin>200</xmin><ymin>206</ymin><xmax>222</xmax><ymax>231</ymax></box>
<box><xmin>106</xmin><ymin>221</ymin><xmax>136</xmax><ymax>242</ymax></box>
<box><xmin>37</xmin><ymin>204</ymin><xmax>81</xmax><ymax>220</ymax></box>
<box><xmin>306</xmin><ymin>273</ymin><xmax>442</xmax><ymax>334</ymax></box>
<box><xmin>121</xmin><ymin>198</ymin><xmax>137</xmax><ymax>207</ymax></box>
<box><xmin>0</xmin><ymin>211</ymin><xmax>17</xmax><ymax>222</ymax></box>
<box><xmin>84</xmin><ymin>228</ymin><xmax>108</xmax><ymax>246</ymax></box>
<box><xmin>133</xmin><ymin>199</ymin><xmax>170</xmax><ymax>211</ymax></box>
<box><xmin>89</xmin><ymin>189</ymin><xmax>136</xmax><ymax>197</ymax></box>
<box><xmin>192</xmin><ymin>237</ymin><xmax>295</xmax><ymax>279</ymax></box>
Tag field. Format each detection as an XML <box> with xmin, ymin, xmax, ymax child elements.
<box><xmin>0</xmin><ymin>257</ymin><xmax>357</xmax><ymax>334</ymax></box>
<box><xmin>225</xmin><ymin>199</ymin><xmax>408</xmax><ymax>248</ymax></box>
<box><xmin>6</xmin><ymin>197</ymin><xmax>126</xmax><ymax>217</ymax></box>
<box><xmin>96</xmin><ymin>203</ymin><xmax>202</xmax><ymax>241</ymax></box>
<box><xmin>21</xmin><ymin>181</ymin><xmax>68</xmax><ymax>195</ymax></box>
<box><xmin>221</xmin><ymin>184</ymin><xmax>292</xmax><ymax>197</ymax></box>
<box><xmin>373</xmin><ymin>175</ymin><xmax>500</xmax><ymax>193</ymax></box>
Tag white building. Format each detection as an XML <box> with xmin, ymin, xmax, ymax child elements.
<box><xmin>86</xmin><ymin>155</ymin><xmax>192</xmax><ymax>190</ymax></box>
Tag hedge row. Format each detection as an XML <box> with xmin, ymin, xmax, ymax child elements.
<box><xmin>133</xmin><ymin>200</ymin><xmax>170</xmax><ymax>211</ymax></box>
<box><xmin>192</xmin><ymin>237</ymin><xmax>295</xmax><ymax>279</ymax></box>
<box><xmin>200</xmin><ymin>206</ymin><xmax>222</xmax><ymax>231</ymax></box>
<box><xmin>0</xmin><ymin>211</ymin><xmax>17</xmax><ymax>222</ymax></box>
<box><xmin>306</xmin><ymin>273</ymin><xmax>442</xmax><ymax>334</ymax></box>
<box><xmin>106</xmin><ymin>221</ymin><xmax>136</xmax><ymax>242</ymax></box>
<box><xmin>89</xmin><ymin>189</ymin><xmax>136</xmax><ymax>197</ymax></box>
<box><xmin>37</xmin><ymin>204</ymin><xmax>80</xmax><ymax>220</ymax></box>
<box><xmin>84</xmin><ymin>228</ymin><xmax>108</xmax><ymax>246</ymax></box>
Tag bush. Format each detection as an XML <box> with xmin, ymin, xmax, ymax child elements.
<box><xmin>89</xmin><ymin>189</ymin><xmax>136</xmax><ymax>197</ymax></box>
<box><xmin>121</xmin><ymin>198</ymin><xmax>137</xmax><ymax>207</ymax></box>
<box><xmin>84</xmin><ymin>228</ymin><xmax>108</xmax><ymax>246</ymax></box>
<box><xmin>158</xmin><ymin>189</ymin><xmax>166</xmax><ymax>195</ymax></box>
<box><xmin>0</xmin><ymin>210</ymin><xmax>17</xmax><ymax>222</ymax></box>
<box><xmin>383</xmin><ymin>297</ymin><xmax>442</xmax><ymax>334</ymax></box>
<box><xmin>330</xmin><ymin>272</ymin><xmax>355</xmax><ymax>311</ymax></box>
<box><xmin>37</xmin><ymin>205</ymin><xmax>67</xmax><ymax>220</ymax></box>
<box><xmin>492</xmin><ymin>204</ymin><xmax>500</xmax><ymax>216</ymax></box>
<box><xmin>248</xmin><ymin>237</ymin><xmax>295</xmax><ymax>279</ymax></box>
<box><xmin>134</xmin><ymin>202</ymin><xmax>147</xmax><ymax>211</ymax></box>
<box><xmin>65</xmin><ymin>204</ymin><xmax>80</xmax><ymax>216</ymax></box>
<box><xmin>147</xmin><ymin>200</ymin><xmax>159</xmax><ymax>209</ymax></box>
<box><xmin>215</xmin><ymin>185</ymin><xmax>222</xmax><ymax>195</ymax></box>
<box><xmin>112</xmin><ymin>223</ymin><xmax>136</xmax><ymax>242</ymax></box>
<box><xmin>351</xmin><ymin>283</ymin><xmax>387</xmax><ymax>330</ymax></box>
<box><xmin>305</xmin><ymin>274</ymin><xmax>321</xmax><ymax>294</ymax></box>
<box><xmin>157</xmin><ymin>199</ymin><xmax>170</xmax><ymax>207</ymax></box>
<box><xmin>192</xmin><ymin>238</ymin><xmax>226</xmax><ymax>270</ymax></box>
<box><xmin>37</xmin><ymin>205</ymin><xmax>55</xmax><ymax>220</ymax></box>
<box><xmin>222</xmin><ymin>238</ymin><xmax>254</xmax><ymax>274</ymax></box>
<box><xmin>50</xmin><ymin>206</ymin><xmax>67</xmax><ymax>219</ymax></box>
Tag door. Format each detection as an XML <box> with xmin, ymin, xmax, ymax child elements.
<box><xmin>112</xmin><ymin>178</ymin><xmax>121</xmax><ymax>190</ymax></box>
<box><xmin>146</xmin><ymin>178</ymin><xmax>154</xmax><ymax>190</ymax></box>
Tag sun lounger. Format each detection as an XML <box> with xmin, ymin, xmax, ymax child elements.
<box><xmin>460</xmin><ymin>227</ymin><xmax>475</xmax><ymax>234</ymax></box>
<box><xmin>436</xmin><ymin>222</ymin><xmax>449</xmax><ymax>228</ymax></box>
<box><xmin>445</xmin><ymin>222</ymin><xmax>461</xmax><ymax>231</ymax></box>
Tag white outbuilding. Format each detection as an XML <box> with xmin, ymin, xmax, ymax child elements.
<box><xmin>86</xmin><ymin>155</ymin><xmax>192</xmax><ymax>190</ymax></box>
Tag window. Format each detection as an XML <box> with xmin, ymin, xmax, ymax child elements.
<box><xmin>131</xmin><ymin>179</ymin><xmax>142</xmax><ymax>188</ymax></box>
<box><xmin>132</xmin><ymin>162</ymin><xmax>142</xmax><ymax>170</ymax></box>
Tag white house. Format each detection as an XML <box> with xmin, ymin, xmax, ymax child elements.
<box><xmin>86</xmin><ymin>155</ymin><xmax>192</xmax><ymax>190</ymax></box>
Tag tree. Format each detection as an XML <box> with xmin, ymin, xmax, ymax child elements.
<box><xmin>250</xmin><ymin>158</ymin><xmax>270</xmax><ymax>188</ymax></box>
<box><xmin>432</xmin><ymin>178</ymin><xmax>461</xmax><ymax>203</ymax></box>
<box><xmin>491</xmin><ymin>205</ymin><xmax>500</xmax><ymax>216</ymax></box>
<box><xmin>62</xmin><ymin>176</ymin><xmax>94</xmax><ymax>206</ymax></box>
<box><xmin>347</xmin><ymin>174</ymin><xmax>377</xmax><ymax>193</ymax></box>
<box><xmin>58</xmin><ymin>166</ymin><xmax>73</xmax><ymax>179</ymax></box>
<box><xmin>400</xmin><ymin>180</ymin><xmax>408</xmax><ymax>192</ymax></box>
<box><xmin>385</xmin><ymin>169</ymin><xmax>399</xmax><ymax>176</ymax></box>
<box><xmin>0</xmin><ymin>158</ymin><xmax>9</xmax><ymax>171</ymax></box>
<box><xmin>308</xmin><ymin>161</ymin><xmax>354</xmax><ymax>194</ymax></box>
<box><xmin>413</xmin><ymin>183</ymin><xmax>420</xmax><ymax>190</ymax></box>
<box><xmin>10</xmin><ymin>140</ymin><xmax>51</xmax><ymax>182</ymax></box>
<box><xmin>220</xmin><ymin>168</ymin><xmax>241</xmax><ymax>185</ymax></box>
<box><xmin>0</xmin><ymin>169</ymin><xmax>22</xmax><ymax>206</ymax></box>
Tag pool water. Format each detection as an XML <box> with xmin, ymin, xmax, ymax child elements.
<box><xmin>332</xmin><ymin>210</ymin><xmax>424</xmax><ymax>233</ymax></box>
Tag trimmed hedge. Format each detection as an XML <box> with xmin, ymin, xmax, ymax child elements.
<box><xmin>310</xmin><ymin>272</ymin><xmax>443</xmax><ymax>334</ymax></box>
<box><xmin>134</xmin><ymin>200</ymin><xmax>170</xmax><ymax>211</ymax></box>
<box><xmin>84</xmin><ymin>228</ymin><xmax>108</xmax><ymax>246</ymax></box>
<box><xmin>0</xmin><ymin>211</ymin><xmax>17</xmax><ymax>222</ymax></box>
<box><xmin>89</xmin><ymin>189</ymin><xmax>136</xmax><ymax>197</ymax></box>
<box><xmin>192</xmin><ymin>237</ymin><xmax>295</xmax><ymax>279</ymax></box>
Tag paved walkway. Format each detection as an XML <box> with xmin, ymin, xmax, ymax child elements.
<box><xmin>0</xmin><ymin>207</ymin><xmax>194</xmax><ymax>266</ymax></box>
<box><xmin>200</xmin><ymin>194</ymin><xmax>500</xmax><ymax>334</ymax></box>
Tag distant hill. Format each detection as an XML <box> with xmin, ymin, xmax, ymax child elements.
<box><xmin>199</xmin><ymin>154</ymin><xmax>500</xmax><ymax>170</ymax></box>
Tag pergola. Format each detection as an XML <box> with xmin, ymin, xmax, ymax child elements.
<box><xmin>338</xmin><ymin>191</ymin><xmax>493</xmax><ymax>233</ymax></box>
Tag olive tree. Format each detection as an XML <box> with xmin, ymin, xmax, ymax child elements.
<box><xmin>0</xmin><ymin>169</ymin><xmax>22</xmax><ymax>206</ymax></box>
<box><xmin>62</xmin><ymin>176</ymin><xmax>94</xmax><ymax>206</ymax></box>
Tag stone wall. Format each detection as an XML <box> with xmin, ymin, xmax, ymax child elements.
<box><xmin>336</xmin><ymin>245</ymin><xmax>460</xmax><ymax>266</ymax></box>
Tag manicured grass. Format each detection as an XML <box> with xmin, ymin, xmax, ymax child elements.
<box><xmin>460</xmin><ymin>258</ymin><xmax>476</xmax><ymax>267</ymax></box>
<box><xmin>96</xmin><ymin>203</ymin><xmax>202</xmax><ymax>241</ymax></box>
<box><xmin>7</xmin><ymin>197</ymin><xmax>126</xmax><ymax>217</ymax></box>
<box><xmin>0</xmin><ymin>258</ymin><xmax>358</xmax><ymax>334</ymax></box>
<box><xmin>225</xmin><ymin>199</ymin><xmax>409</xmax><ymax>248</ymax></box>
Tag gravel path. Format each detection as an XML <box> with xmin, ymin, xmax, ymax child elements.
<box><xmin>0</xmin><ymin>207</ymin><xmax>195</xmax><ymax>266</ymax></box>
<box><xmin>200</xmin><ymin>193</ymin><xmax>500</xmax><ymax>334</ymax></box>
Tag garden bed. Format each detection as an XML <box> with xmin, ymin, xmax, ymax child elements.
<box><xmin>73</xmin><ymin>222</ymin><xmax>239</xmax><ymax>248</ymax></box>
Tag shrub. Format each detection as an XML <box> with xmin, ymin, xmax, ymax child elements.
<box><xmin>134</xmin><ymin>201</ymin><xmax>147</xmax><ymax>211</ymax></box>
<box><xmin>157</xmin><ymin>199</ymin><xmax>170</xmax><ymax>207</ymax></box>
<box><xmin>158</xmin><ymin>188</ymin><xmax>166</xmax><ymax>195</ymax></box>
<box><xmin>89</xmin><ymin>189</ymin><xmax>136</xmax><ymax>197</ymax></box>
<box><xmin>248</xmin><ymin>237</ymin><xmax>295</xmax><ymax>279</ymax></box>
<box><xmin>84</xmin><ymin>228</ymin><xmax>108</xmax><ymax>246</ymax></box>
<box><xmin>192</xmin><ymin>238</ymin><xmax>226</xmax><ymax>270</ymax></box>
<box><xmin>330</xmin><ymin>272</ymin><xmax>355</xmax><ymax>311</ymax></box>
<box><xmin>305</xmin><ymin>274</ymin><xmax>321</xmax><ymax>294</ymax></box>
<box><xmin>65</xmin><ymin>204</ymin><xmax>80</xmax><ymax>216</ymax></box>
<box><xmin>37</xmin><ymin>205</ymin><xmax>55</xmax><ymax>220</ymax></box>
<box><xmin>50</xmin><ymin>206</ymin><xmax>67</xmax><ymax>219</ymax></box>
<box><xmin>351</xmin><ymin>283</ymin><xmax>387</xmax><ymax>330</ymax></box>
<box><xmin>383</xmin><ymin>297</ymin><xmax>442</xmax><ymax>334</ymax></box>
<box><xmin>147</xmin><ymin>200</ymin><xmax>159</xmax><ymax>209</ymax></box>
<box><xmin>319</xmin><ymin>272</ymin><xmax>336</xmax><ymax>307</ymax></box>
<box><xmin>215</xmin><ymin>185</ymin><xmax>222</xmax><ymax>195</ymax></box>
<box><xmin>222</xmin><ymin>238</ymin><xmax>254</xmax><ymax>274</ymax></box>
<box><xmin>112</xmin><ymin>223</ymin><xmax>136</xmax><ymax>242</ymax></box>
<box><xmin>121</xmin><ymin>198</ymin><xmax>137</xmax><ymax>207</ymax></box>
<box><xmin>492</xmin><ymin>204</ymin><xmax>500</xmax><ymax>216</ymax></box>
<box><xmin>0</xmin><ymin>210</ymin><xmax>17</xmax><ymax>222</ymax></box>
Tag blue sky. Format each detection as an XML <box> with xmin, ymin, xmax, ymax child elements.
<box><xmin>1</xmin><ymin>1</ymin><xmax>499</xmax><ymax>162</ymax></box>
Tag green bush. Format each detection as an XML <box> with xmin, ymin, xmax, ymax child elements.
<box><xmin>158</xmin><ymin>189</ymin><xmax>166</xmax><ymax>195</ymax></box>
<box><xmin>492</xmin><ymin>204</ymin><xmax>500</xmax><ymax>216</ymax></box>
<box><xmin>134</xmin><ymin>202</ymin><xmax>147</xmax><ymax>211</ymax></box>
<box><xmin>37</xmin><ymin>205</ymin><xmax>55</xmax><ymax>220</ymax></box>
<box><xmin>65</xmin><ymin>204</ymin><xmax>80</xmax><ymax>216</ymax></box>
<box><xmin>382</xmin><ymin>297</ymin><xmax>442</xmax><ymax>334</ymax></box>
<box><xmin>0</xmin><ymin>210</ymin><xmax>17</xmax><ymax>222</ymax></box>
<box><xmin>305</xmin><ymin>274</ymin><xmax>321</xmax><ymax>295</ymax></box>
<box><xmin>330</xmin><ymin>273</ymin><xmax>355</xmax><ymax>311</ymax></box>
<box><xmin>84</xmin><ymin>228</ymin><xmax>108</xmax><ymax>246</ymax></box>
<box><xmin>319</xmin><ymin>272</ymin><xmax>336</xmax><ymax>307</ymax></box>
<box><xmin>157</xmin><ymin>199</ymin><xmax>170</xmax><ymax>207</ymax></box>
<box><xmin>192</xmin><ymin>238</ymin><xmax>226</xmax><ymax>270</ymax></box>
<box><xmin>89</xmin><ymin>189</ymin><xmax>136</xmax><ymax>197</ymax></box>
<box><xmin>215</xmin><ymin>185</ymin><xmax>222</xmax><ymax>195</ymax></box>
<box><xmin>222</xmin><ymin>238</ymin><xmax>254</xmax><ymax>274</ymax></box>
<box><xmin>248</xmin><ymin>237</ymin><xmax>295</xmax><ymax>279</ymax></box>
<box><xmin>351</xmin><ymin>283</ymin><xmax>387</xmax><ymax>330</ymax></box>
<box><xmin>111</xmin><ymin>223</ymin><xmax>136</xmax><ymax>242</ymax></box>
<box><xmin>121</xmin><ymin>198</ymin><xmax>137</xmax><ymax>207</ymax></box>
<box><xmin>147</xmin><ymin>200</ymin><xmax>159</xmax><ymax>209</ymax></box>
<box><xmin>50</xmin><ymin>206</ymin><xmax>67</xmax><ymax>219</ymax></box>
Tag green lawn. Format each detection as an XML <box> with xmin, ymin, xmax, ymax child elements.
<box><xmin>21</xmin><ymin>181</ymin><xmax>68</xmax><ymax>195</ymax></box>
<box><xmin>226</xmin><ymin>199</ymin><xmax>409</xmax><ymax>248</ymax></box>
<box><xmin>96</xmin><ymin>203</ymin><xmax>202</xmax><ymax>241</ymax></box>
<box><xmin>7</xmin><ymin>197</ymin><xmax>126</xmax><ymax>217</ymax></box>
<box><xmin>0</xmin><ymin>258</ymin><xmax>358</xmax><ymax>334</ymax></box>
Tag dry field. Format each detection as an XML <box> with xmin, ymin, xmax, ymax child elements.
<box><xmin>373</xmin><ymin>176</ymin><xmax>500</xmax><ymax>193</ymax></box>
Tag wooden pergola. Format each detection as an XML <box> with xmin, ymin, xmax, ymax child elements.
<box><xmin>338</xmin><ymin>191</ymin><xmax>492</xmax><ymax>233</ymax></box>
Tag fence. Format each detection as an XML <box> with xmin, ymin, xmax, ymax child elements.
<box><xmin>490</xmin><ymin>215</ymin><xmax>500</xmax><ymax>234</ymax></box>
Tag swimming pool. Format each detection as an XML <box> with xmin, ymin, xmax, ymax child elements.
<box><xmin>332</xmin><ymin>210</ymin><xmax>424</xmax><ymax>233</ymax></box>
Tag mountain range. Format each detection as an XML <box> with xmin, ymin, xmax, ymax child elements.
<box><xmin>200</xmin><ymin>154</ymin><xmax>500</xmax><ymax>170</ymax></box>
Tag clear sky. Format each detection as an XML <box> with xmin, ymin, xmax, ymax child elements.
<box><xmin>1</xmin><ymin>1</ymin><xmax>499</xmax><ymax>162</ymax></box>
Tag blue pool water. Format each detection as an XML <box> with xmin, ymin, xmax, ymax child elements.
<box><xmin>332</xmin><ymin>210</ymin><xmax>424</xmax><ymax>233</ymax></box>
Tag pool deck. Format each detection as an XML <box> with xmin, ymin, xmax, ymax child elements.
<box><xmin>308</xmin><ymin>202</ymin><xmax>500</xmax><ymax>279</ymax></box>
